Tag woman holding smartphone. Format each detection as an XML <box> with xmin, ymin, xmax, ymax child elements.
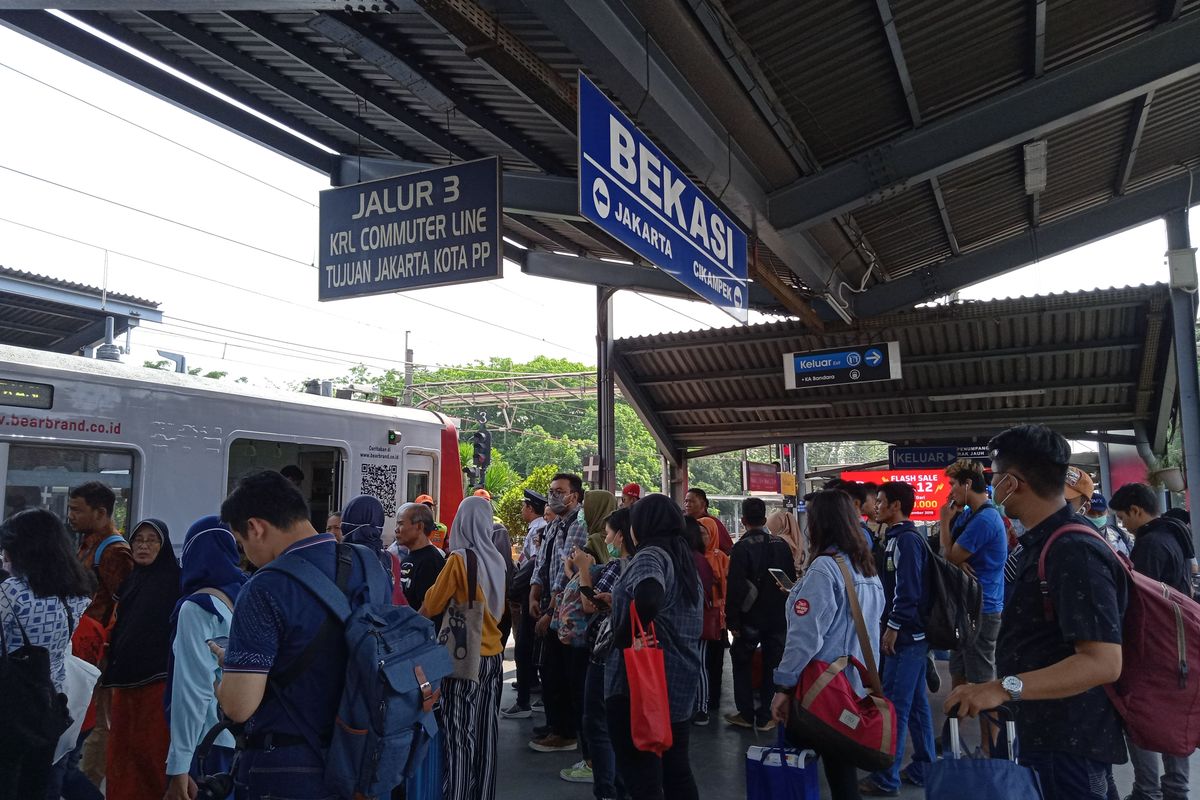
<box><xmin>769</xmin><ymin>491</ymin><xmax>885</xmax><ymax>800</ymax></box>
<box><xmin>164</xmin><ymin>517</ymin><xmax>248</xmax><ymax>800</ymax></box>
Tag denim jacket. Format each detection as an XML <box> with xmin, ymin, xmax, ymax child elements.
<box><xmin>773</xmin><ymin>550</ymin><xmax>884</xmax><ymax>696</ymax></box>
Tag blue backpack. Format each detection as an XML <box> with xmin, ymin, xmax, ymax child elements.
<box><xmin>92</xmin><ymin>533</ymin><xmax>128</xmax><ymax>567</ymax></box>
<box><xmin>263</xmin><ymin>543</ymin><xmax>452</xmax><ymax>798</ymax></box>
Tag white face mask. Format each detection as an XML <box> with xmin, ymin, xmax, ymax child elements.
<box><xmin>993</xmin><ymin>474</ymin><xmax>1018</xmax><ymax>512</ymax></box>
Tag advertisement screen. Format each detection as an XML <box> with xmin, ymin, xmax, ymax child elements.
<box><xmin>840</xmin><ymin>470</ymin><xmax>949</xmax><ymax>521</ymax></box>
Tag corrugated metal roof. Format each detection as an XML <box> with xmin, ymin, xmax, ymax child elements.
<box><xmin>8</xmin><ymin>3</ymin><xmax>1199</xmax><ymax>323</ymax></box>
<box><xmin>0</xmin><ymin>265</ymin><xmax>160</xmax><ymax>354</ymax></box>
<box><xmin>614</xmin><ymin>284</ymin><xmax>1174</xmax><ymax>450</ymax></box>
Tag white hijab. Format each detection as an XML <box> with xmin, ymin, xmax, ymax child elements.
<box><xmin>449</xmin><ymin>496</ymin><xmax>507</xmax><ymax>617</ymax></box>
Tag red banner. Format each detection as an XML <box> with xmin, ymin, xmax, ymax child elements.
<box><xmin>839</xmin><ymin>470</ymin><xmax>948</xmax><ymax>521</ymax></box>
<box><xmin>743</xmin><ymin>461</ymin><xmax>781</xmax><ymax>494</ymax></box>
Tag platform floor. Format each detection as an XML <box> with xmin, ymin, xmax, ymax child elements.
<box><xmin>494</xmin><ymin>649</ymin><xmax>1199</xmax><ymax>799</ymax></box>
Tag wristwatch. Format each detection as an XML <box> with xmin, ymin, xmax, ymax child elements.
<box><xmin>1001</xmin><ymin>675</ymin><xmax>1024</xmax><ymax>702</ymax></box>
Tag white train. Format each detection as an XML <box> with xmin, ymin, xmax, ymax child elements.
<box><xmin>0</xmin><ymin>344</ymin><xmax>465</xmax><ymax>542</ymax></box>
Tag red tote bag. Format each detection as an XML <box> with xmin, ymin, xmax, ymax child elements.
<box><xmin>623</xmin><ymin>602</ymin><xmax>674</xmax><ymax>756</ymax></box>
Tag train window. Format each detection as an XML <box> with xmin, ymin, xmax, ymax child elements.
<box><xmin>227</xmin><ymin>438</ymin><xmax>346</xmax><ymax>531</ymax></box>
<box><xmin>3</xmin><ymin>444</ymin><xmax>135</xmax><ymax>532</ymax></box>
<box><xmin>407</xmin><ymin>471</ymin><xmax>431</xmax><ymax>503</ymax></box>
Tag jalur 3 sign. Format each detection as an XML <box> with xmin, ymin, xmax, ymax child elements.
<box><xmin>318</xmin><ymin>158</ymin><xmax>502</xmax><ymax>300</ymax></box>
<box><xmin>578</xmin><ymin>73</ymin><xmax>749</xmax><ymax>323</ymax></box>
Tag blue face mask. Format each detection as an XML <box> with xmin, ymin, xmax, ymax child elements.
<box><xmin>607</xmin><ymin>543</ymin><xmax>621</xmax><ymax>560</ymax></box>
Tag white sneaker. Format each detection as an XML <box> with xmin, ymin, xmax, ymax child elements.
<box><xmin>559</xmin><ymin>760</ymin><xmax>594</xmax><ymax>783</ymax></box>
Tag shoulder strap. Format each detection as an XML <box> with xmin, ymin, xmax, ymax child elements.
<box><xmin>93</xmin><ymin>533</ymin><xmax>128</xmax><ymax>567</ymax></box>
<box><xmin>195</xmin><ymin>588</ymin><xmax>234</xmax><ymax>613</ymax></box>
<box><xmin>826</xmin><ymin>554</ymin><xmax>883</xmax><ymax>695</ymax></box>
<box><xmin>1036</xmin><ymin>523</ymin><xmax>1122</xmax><ymax>621</ymax></box>
<box><xmin>465</xmin><ymin>549</ymin><xmax>479</xmax><ymax>609</ymax></box>
<box><xmin>269</xmin><ymin>544</ymin><xmax>356</xmax><ymax>690</ymax></box>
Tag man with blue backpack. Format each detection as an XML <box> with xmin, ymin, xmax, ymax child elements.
<box><xmin>214</xmin><ymin>471</ymin><xmax>449</xmax><ymax>800</ymax></box>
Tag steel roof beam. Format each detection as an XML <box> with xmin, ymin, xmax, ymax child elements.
<box><xmin>141</xmin><ymin>11</ymin><xmax>427</xmax><ymax>162</ymax></box>
<box><xmin>854</xmin><ymin>167</ymin><xmax>1200</xmax><ymax>316</ymax></box>
<box><xmin>410</xmin><ymin>0</ymin><xmax>576</xmax><ymax>134</ymax></box>
<box><xmin>1115</xmin><ymin>91</ymin><xmax>1154</xmax><ymax>196</ymax></box>
<box><xmin>613</xmin><ymin>357</ymin><xmax>681</xmax><ymax>467</ymax></box>
<box><xmin>0</xmin><ymin>267</ymin><xmax>162</xmax><ymax>323</ymax></box>
<box><xmin>307</xmin><ymin>13</ymin><xmax>567</xmax><ymax>174</ymax></box>
<box><xmin>0</xmin><ymin>10</ymin><xmax>335</xmax><ymax>175</ymax></box>
<box><xmin>53</xmin><ymin>319</ymin><xmax>112</xmax><ymax>355</ymax></box>
<box><xmin>1032</xmin><ymin>0</ymin><xmax>1046</xmax><ymax>77</ymax></box>
<box><xmin>769</xmin><ymin>13</ymin><xmax>1200</xmax><ymax>231</ymax></box>
<box><xmin>524</xmin><ymin>0</ymin><xmax>847</xmax><ymax>319</ymax></box>
<box><xmin>225</xmin><ymin>11</ymin><xmax>481</xmax><ymax>162</ymax></box>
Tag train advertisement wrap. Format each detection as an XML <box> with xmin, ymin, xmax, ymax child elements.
<box><xmin>840</xmin><ymin>469</ymin><xmax>948</xmax><ymax>521</ymax></box>
<box><xmin>319</xmin><ymin>157</ymin><xmax>502</xmax><ymax>300</ymax></box>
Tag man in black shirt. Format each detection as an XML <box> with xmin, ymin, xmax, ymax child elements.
<box><xmin>1108</xmin><ymin>483</ymin><xmax>1191</xmax><ymax>800</ymax></box>
<box><xmin>396</xmin><ymin>502</ymin><xmax>445</xmax><ymax>613</ymax></box>
<box><xmin>947</xmin><ymin>424</ymin><xmax>1127</xmax><ymax>800</ymax></box>
<box><xmin>725</xmin><ymin>497</ymin><xmax>796</xmax><ymax>730</ymax></box>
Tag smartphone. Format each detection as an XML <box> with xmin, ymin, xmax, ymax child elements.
<box><xmin>768</xmin><ymin>568</ymin><xmax>795</xmax><ymax>591</ymax></box>
<box><xmin>207</xmin><ymin>636</ymin><xmax>229</xmax><ymax>650</ymax></box>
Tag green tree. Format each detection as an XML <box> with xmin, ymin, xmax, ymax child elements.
<box><xmin>497</xmin><ymin>464</ymin><xmax>562</xmax><ymax>551</ymax></box>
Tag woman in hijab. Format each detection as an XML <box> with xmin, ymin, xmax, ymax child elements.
<box><xmin>766</xmin><ymin>509</ymin><xmax>806</xmax><ymax>574</ymax></box>
<box><xmin>583</xmin><ymin>489</ymin><xmax>618</xmax><ymax>567</ymax></box>
<box><xmin>341</xmin><ymin>495</ymin><xmax>406</xmax><ymax>605</ymax></box>
<box><xmin>164</xmin><ymin>517</ymin><xmax>248</xmax><ymax>800</ymax></box>
<box><xmin>696</xmin><ymin>515</ymin><xmax>729</xmax><ymax>725</ymax></box>
<box><xmin>419</xmin><ymin>496</ymin><xmax>507</xmax><ymax>800</ymax></box>
<box><xmin>605</xmin><ymin>494</ymin><xmax>702</xmax><ymax>800</ymax></box>
<box><xmin>101</xmin><ymin>519</ymin><xmax>181</xmax><ymax>800</ymax></box>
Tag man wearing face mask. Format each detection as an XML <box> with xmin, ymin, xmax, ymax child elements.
<box><xmin>528</xmin><ymin>473</ymin><xmax>589</xmax><ymax>753</ymax></box>
<box><xmin>946</xmin><ymin>425</ymin><xmax>1128</xmax><ymax>800</ymax></box>
<box><xmin>1085</xmin><ymin>493</ymin><xmax>1132</xmax><ymax>557</ymax></box>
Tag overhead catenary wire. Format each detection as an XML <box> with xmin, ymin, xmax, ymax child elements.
<box><xmin>0</xmin><ymin>60</ymin><xmax>318</xmax><ymax>208</ymax></box>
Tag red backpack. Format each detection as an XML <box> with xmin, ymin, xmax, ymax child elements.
<box><xmin>1039</xmin><ymin>523</ymin><xmax>1200</xmax><ymax>757</ymax></box>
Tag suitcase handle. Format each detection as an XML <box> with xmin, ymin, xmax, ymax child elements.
<box><xmin>943</xmin><ymin>705</ymin><xmax>1019</xmax><ymax>763</ymax></box>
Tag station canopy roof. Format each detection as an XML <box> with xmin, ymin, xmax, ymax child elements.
<box><xmin>612</xmin><ymin>284</ymin><xmax>1179</xmax><ymax>459</ymax></box>
<box><xmin>0</xmin><ymin>265</ymin><xmax>162</xmax><ymax>353</ymax></box>
<box><xmin>3</xmin><ymin>1</ymin><xmax>1198</xmax><ymax>327</ymax></box>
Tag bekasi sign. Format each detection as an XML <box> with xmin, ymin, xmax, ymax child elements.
<box><xmin>577</xmin><ymin>73</ymin><xmax>749</xmax><ymax>323</ymax></box>
<box><xmin>318</xmin><ymin>157</ymin><xmax>502</xmax><ymax>300</ymax></box>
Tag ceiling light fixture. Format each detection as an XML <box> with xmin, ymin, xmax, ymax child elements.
<box><xmin>928</xmin><ymin>389</ymin><xmax>1046</xmax><ymax>402</ymax></box>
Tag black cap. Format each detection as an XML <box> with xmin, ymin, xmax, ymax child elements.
<box><xmin>523</xmin><ymin>489</ymin><xmax>547</xmax><ymax>515</ymax></box>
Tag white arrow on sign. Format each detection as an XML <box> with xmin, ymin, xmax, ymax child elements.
<box><xmin>865</xmin><ymin>349</ymin><xmax>883</xmax><ymax>367</ymax></box>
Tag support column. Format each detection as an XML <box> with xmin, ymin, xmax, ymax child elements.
<box><xmin>1164</xmin><ymin>209</ymin><xmax>1200</xmax><ymax>551</ymax></box>
<box><xmin>662</xmin><ymin>452</ymin><xmax>688</xmax><ymax>505</ymax></box>
<box><xmin>596</xmin><ymin>287</ymin><xmax>617</xmax><ymax>493</ymax></box>
<box><xmin>796</xmin><ymin>441</ymin><xmax>808</xmax><ymax>541</ymax></box>
<box><xmin>1097</xmin><ymin>435</ymin><xmax>1113</xmax><ymax>496</ymax></box>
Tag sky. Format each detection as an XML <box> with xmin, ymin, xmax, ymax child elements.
<box><xmin>0</xmin><ymin>17</ymin><xmax>1196</xmax><ymax>387</ymax></box>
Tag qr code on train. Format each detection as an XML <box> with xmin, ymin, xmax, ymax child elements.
<box><xmin>360</xmin><ymin>464</ymin><xmax>398</xmax><ymax>517</ymax></box>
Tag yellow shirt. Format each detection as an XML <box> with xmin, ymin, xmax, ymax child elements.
<box><xmin>422</xmin><ymin>552</ymin><xmax>503</xmax><ymax>656</ymax></box>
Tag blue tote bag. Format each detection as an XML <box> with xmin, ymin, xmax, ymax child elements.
<box><xmin>926</xmin><ymin>711</ymin><xmax>1043</xmax><ymax>800</ymax></box>
<box><xmin>746</xmin><ymin>729</ymin><xmax>820</xmax><ymax>800</ymax></box>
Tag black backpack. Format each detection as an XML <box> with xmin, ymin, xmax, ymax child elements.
<box><xmin>0</xmin><ymin>602</ymin><xmax>73</xmax><ymax>753</ymax></box>
<box><xmin>920</xmin><ymin>536</ymin><xmax>982</xmax><ymax>650</ymax></box>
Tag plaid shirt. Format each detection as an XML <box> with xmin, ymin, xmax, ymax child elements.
<box><xmin>531</xmin><ymin>507</ymin><xmax>588</xmax><ymax>595</ymax></box>
<box><xmin>594</xmin><ymin>559</ymin><xmax>623</xmax><ymax>595</ymax></box>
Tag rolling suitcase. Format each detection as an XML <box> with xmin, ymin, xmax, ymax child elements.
<box><xmin>925</xmin><ymin>708</ymin><xmax>1042</xmax><ymax>800</ymax></box>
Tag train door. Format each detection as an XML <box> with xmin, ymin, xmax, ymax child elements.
<box><xmin>1</xmin><ymin>441</ymin><xmax>139</xmax><ymax>535</ymax></box>
<box><xmin>226</xmin><ymin>435</ymin><xmax>348</xmax><ymax>531</ymax></box>
<box><xmin>404</xmin><ymin>448</ymin><xmax>439</xmax><ymax>516</ymax></box>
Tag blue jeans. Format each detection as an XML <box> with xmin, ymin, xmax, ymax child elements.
<box><xmin>1020</xmin><ymin>750</ymin><xmax>1110</xmax><ymax>800</ymax></box>
<box><xmin>583</xmin><ymin>660</ymin><xmax>623</xmax><ymax>800</ymax></box>
<box><xmin>868</xmin><ymin>641</ymin><xmax>935</xmax><ymax>792</ymax></box>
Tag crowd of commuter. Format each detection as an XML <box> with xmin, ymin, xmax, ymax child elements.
<box><xmin>0</xmin><ymin>422</ymin><xmax>1197</xmax><ymax>800</ymax></box>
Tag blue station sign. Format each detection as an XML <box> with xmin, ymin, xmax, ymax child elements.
<box><xmin>783</xmin><ymin>341</ymin><xmax>902</xmax><ymax>389</ymax></box>
<box><xmin>888</xmin><ymin>445</ymin><xmax>991</xmax><ymax>470</ymax></box>
<box><xmin>318</xmin><ymin>157</ymin><xmax>502</xmax><ymax>300</ymax></box>
<box><xmin>577</xmin><ymin>73</ymin><xmax>749</xmax><ymax>323</ymax></box>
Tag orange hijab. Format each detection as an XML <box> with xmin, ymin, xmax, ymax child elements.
<box><xmin>699</xmin><ymin>517</ymin><xmax>729</xmax><ymax>613</ymax></box>
<box><xmin>767</xmin><ymin>510</ymin><xmax>806</xmax><ymax>574</ymax></box>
